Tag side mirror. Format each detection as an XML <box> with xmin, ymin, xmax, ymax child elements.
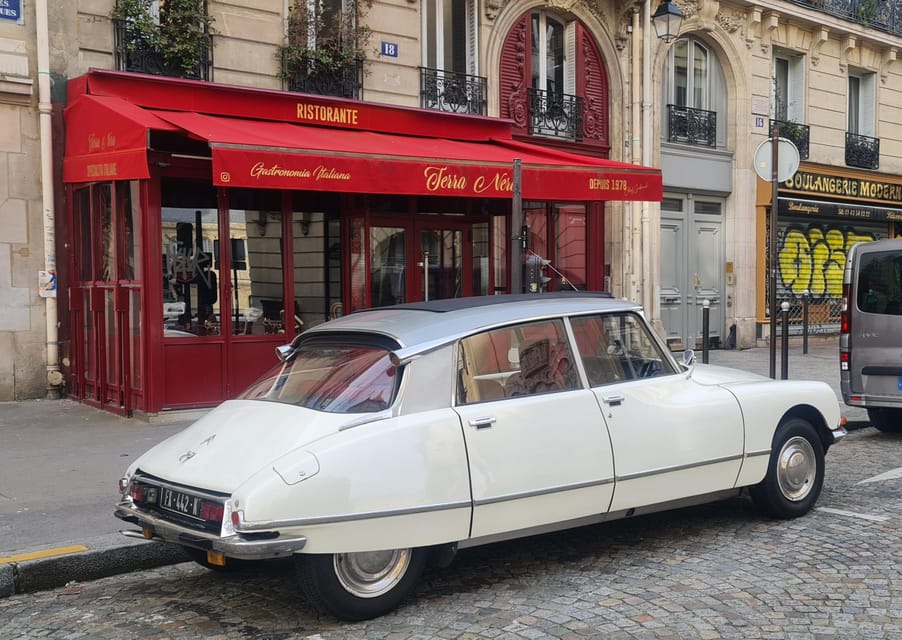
<box><xmin>681</xmin><ymin>349</ymin><xmax>696</xmax><ymax>368</ymax></box>
<box><xmin>275</xmin><ymin>344</ymin><xmax>294</xmax><ymax>362</ymax></box>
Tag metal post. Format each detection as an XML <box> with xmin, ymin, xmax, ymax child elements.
<box><xmin>802</xmin><ymin>290</ymin><xmax>809</xmax><ymax>355</ymax></box>
<box><xmin>768</xmin><ymin>121</ymin><xmax>780</xmax><ymax>379</ymax></box>
<box><xmin>780</xmin><ymin>301</ymin><xmax>790</xmax><ymax>379</ymax></box>
<box><xmin>702</xmin><ymin>299</ymin><xmax>710</xmax><ymax>364</ymax></box>
<box><xmin>510</xmin><ymin>159</ymin><xmax>523</xmax><ymax>294</ymax></box>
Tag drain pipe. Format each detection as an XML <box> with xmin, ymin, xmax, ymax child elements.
<box><xmin>36</xmin><ymin>0</ymin><xmax>63</xmax><ymax>398</ymax></box>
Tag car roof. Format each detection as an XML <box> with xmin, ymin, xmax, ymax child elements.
<box><xmin>304</xmin><ymin>292</ymin><xmax>642</xmax><ymax>350</ymax></box>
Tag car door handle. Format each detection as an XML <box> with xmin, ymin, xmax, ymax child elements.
<box><xmin>602</xmin><ymin>395</ymin><xmax>624</xmax><ymax>406</ymax></box>
<box><xmin>468</xmin><ymin>417</ymin><xmax>496</xmax><ymax>429</ymax></box>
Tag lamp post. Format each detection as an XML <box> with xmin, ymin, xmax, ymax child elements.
<box><xmin>652</xmin><ymin>0</ymin><xmax>683</xmax><ymax>43</ymax></box>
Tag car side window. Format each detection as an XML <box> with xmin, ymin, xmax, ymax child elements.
<box><xmin>456</xmin><ymin>319</ymin><xmax>579</xmax><ymax>404</ymax></box>
<box><xmin>570</xmin><ymin>313</ymin><xmax>676</xmax><ymax>386</ymax></box>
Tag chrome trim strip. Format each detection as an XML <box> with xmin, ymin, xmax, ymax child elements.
<box><xmin>474</xmin><ymin>477</ymin><xmax>614</xmax><ymax>507</ymax></box>
<box><xmin>744</xmin><ymin>448</ymin><xmax>772</xmax><ymax>459</ymax></box>
<box><xmin>231</xmin><ymin>499</ymin><xmax>472</xmax><ymax>531</ymax></box>
<box><xmin>616</xmin><ymin>454</ymin><xmax>745</xmax><ymax>482</ymax></box>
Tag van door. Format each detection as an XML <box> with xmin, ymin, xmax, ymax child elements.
<box><xmin>841</xmin><ymin>239</ymin><xmax>902</xmax><ymax>432</ymax></box>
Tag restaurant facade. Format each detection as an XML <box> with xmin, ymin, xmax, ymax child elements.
<box><xmin>62</xmin><ymin>69</ymin><xmax>662</xmax><ymax>415</ymax></box>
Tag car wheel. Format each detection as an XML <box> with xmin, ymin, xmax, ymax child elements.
<box><xmin>295</xmin><ymin>548</ymin><xmax>426</xmax><ymax>621</ymax></box>
<box><xmin>750</xmin><ymin>417</ymin><xmax>824</xmax><ymax>519</ymax></box>
<box><xmin>867</xmin><ymin>407</ymin><xmax>902</xmax><ymax>432</ymax></box>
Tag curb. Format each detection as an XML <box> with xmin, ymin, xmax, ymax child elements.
<box><xmin>0</xmin><ymin>539</ymin><xmax>189</xmax><ymax>598</ymax></box>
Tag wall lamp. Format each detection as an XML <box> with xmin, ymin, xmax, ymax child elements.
<box><xmin>652</xmin><ymin>0</ymin><xmax>683</xmax><ymax>42</ymax></box>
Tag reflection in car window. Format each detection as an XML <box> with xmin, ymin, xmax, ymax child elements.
<box><xmin>240</xmin><ymin>343</ymin><xmax>398</xmax><ymax>413</ymax></box>
<box><xmin>570</xmin><ymin>313</ymin><xmax>676</xmax><ymax>386</ymax></box>
<box><xmin>457</xmin><ymin>319</ymin><xmax>579</xmax><ymax>404</ymax></box>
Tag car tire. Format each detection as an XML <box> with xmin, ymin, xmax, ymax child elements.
<box><xmin>295</xmin><ymin>548</ymin><xmax>427</xmax><ymax>621</ymax></box>
<box><xmin>867</xmin><ymin>407</ymin><xmax>902</xmax><ymax>432</ymax></box>
<box><xmin>750</xmin><ymin>417</ymin><xmax>824</xmax><ymax>519</ymax></box>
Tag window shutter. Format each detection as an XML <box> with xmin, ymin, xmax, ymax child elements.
<box><xmin>861</xmin><ymin>72</ymin><xmax>876</xmax><ymax>137</ymax></box>
<box><xmin>788</xmin><ymin>55</ymin><xmax>805</xmax><ymax>123</ymax></box>
<box><xmin>499</xmin><ymin>13</ymin><xmax>531</xmax><ymax>131</ymax></box>
<box><xmin>575</xmin><ymin>21</ymin><xmax>609</xmax><ymax>152</ymax></box>
<box><xmin>466</xmin><ymin>0</ymin><xmax>478</xmax><ymax>75</ymax></box>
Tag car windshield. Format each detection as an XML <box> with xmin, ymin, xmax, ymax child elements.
<box><xmin>239</xmin><ymin>341</ymin><xmax>399</xmax><ymax>413</ymax></box>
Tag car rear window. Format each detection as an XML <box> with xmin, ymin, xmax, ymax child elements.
<box><xmin>239</xmin><ymin>341</ymin><xmax>399</xmax><ymax>413</ymax></box>
<box><xmin>856</xmin><ymin>251</ymin><xmax>902</xmax><ymax>315</ymax></box>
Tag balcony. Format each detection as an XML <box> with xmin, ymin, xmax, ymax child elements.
<box><xmin>789</xmin><ymin>0</ymin><xmax>902</xmax><ymax>37</ymax></box>
<box><xmin>667</xmin><ymin>104</ymin><xmax>716</xmax><ymax>147</ymax></box>
<box><xmin>420</xmin><ymin>68</ymin><xmax>487</xmax><ymax>116</ymax></box>
<box><xmin>281</xmin><ymin>50</ymin><xmax>363</xmax><ymax>100</ymax></box>
<box><xmin>528</xmin><ymin>89</ymin><xmax>584</xmax><ymax>142</ymax></box>
<box><xmin>113</xmin><ymin>19</ymin><xmax>212</xmax><ymax>81</ymax></box>
<box><xmin>845</xmin><ymin>132</ymin><xmax>880</xmax><ymax>169</ymax></box>
<box><xmin>770</xmin><ymin>119</ymin><xmax>810</xmax><ymax>160</ymax></box>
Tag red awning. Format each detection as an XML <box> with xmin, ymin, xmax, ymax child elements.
<box><xmin>153</xmin><ymin>111</ymin><xmax>662</xmax><ymax>201</ymax></box>
<box><xmin>63</xmin><ymin>95</ymin><xmax>178</xmax><ymax>182</ymax></box>
<box><xmin>63</xmin><ymin>94</ymin><xmax>662</xmax><ymax>202</ymax></box>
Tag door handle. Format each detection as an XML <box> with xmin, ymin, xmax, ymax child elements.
<box><xmin>468</xmin><ymin>417</ymin><xmax>496</xmax><ymax>429</ymax></box>
<box><xmin>602</xmin><ymin>395</ymin><xmax>624</xmax><ymax>406</ymax></box>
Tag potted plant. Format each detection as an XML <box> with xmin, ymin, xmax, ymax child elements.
<box><xmin>112</xmin><ymin>0</ymin><xmax>214</xmax><ymax>79</ymax></box>
<box><xmin>280</xmin><ymin>0</ymin><xmax>372</xmax><ymax>97</ymax></box>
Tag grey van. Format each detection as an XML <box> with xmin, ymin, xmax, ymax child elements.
<box><xmin>840</xmin><ymin>238</ymin><xmax>902</xmax><ymax>432</ymax></box>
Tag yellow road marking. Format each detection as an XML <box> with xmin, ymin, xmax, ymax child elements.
<box><xmin>0</xmin><ymin>545</ymin><xmax>89</xmax><ymax>565</ymax></box>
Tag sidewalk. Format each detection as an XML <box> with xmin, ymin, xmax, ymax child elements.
<box><xmin>0</xmin><ymin>336</ymin><xmax>865</xmax><ymax>598</ymax></box>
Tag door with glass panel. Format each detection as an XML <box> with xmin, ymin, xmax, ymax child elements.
<box><xmin>70</xmin><ymin>182</ymin><xmax>141</xmax><ymax>415</ymax></box>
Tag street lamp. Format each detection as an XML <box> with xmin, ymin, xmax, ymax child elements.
<box><xmin>652</xmin><ymin>0</ymin><xmax>683</xmax><ymax>42</ymax></box>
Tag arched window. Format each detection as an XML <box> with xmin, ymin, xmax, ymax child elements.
<box><xmin>499</xmin><ymin>11</ymin><xmax>609</xmax><ymax>152</ymax></box>
<box><xmin>662</xmin><ymin>38</ymin><xmax>727</xmax><ymax>148</ymax></box>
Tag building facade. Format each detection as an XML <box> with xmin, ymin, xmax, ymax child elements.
<box><xmin>2</xmin><ymin>0</ymin><xmax>902</xmax><ymax>408</ymax></box>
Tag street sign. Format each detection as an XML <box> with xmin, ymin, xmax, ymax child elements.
<box><xmin>754</xmin><ymin>137</ymin><xmax>800</xmax><ymax>182</ymax></box>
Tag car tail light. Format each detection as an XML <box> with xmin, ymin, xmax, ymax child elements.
<box><xmin>199</xmin><ymin>501</ymin><xmax>225</xmax><ymax>522</ymax></box>
<box><xmin>840</xmin><ymin>351</ymin><xmax>849</xmax><ymax>371</ymax></box>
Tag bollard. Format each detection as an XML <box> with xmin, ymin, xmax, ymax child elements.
<box><xmin>802</xmin><ymin>290</ymin><xmax>809</xmax><ymax>355</ymax></box>
<box><xmin>702</xmin><ymin>299</ymin><xmax>710</xmax><ymax>364</ymax></box>
<box><xmin>781</xmin><ymin>301</ymin><xmax>790</xmax><ymax>379</ymax></box>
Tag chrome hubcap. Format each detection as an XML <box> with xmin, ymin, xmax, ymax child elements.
<box><xmin>333</xmin><ymin>549</ymin><xmax>411</xmax><ymax>598</ymax></box>
<box><xmin>776</xmin><ymin>436</ymin><xmax>816</xmax><ymax>501</ymax></box>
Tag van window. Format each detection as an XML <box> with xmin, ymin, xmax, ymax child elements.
<box><xmin>856</xmin><ymin>251</ymin><xmax>902</xmax><ymax>316</ymax></box>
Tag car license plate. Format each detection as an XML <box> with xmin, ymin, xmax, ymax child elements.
<box><xmin>159</xmin><ymin>487</ymin><xmax>202</xmax><ymax>518</ymax></box>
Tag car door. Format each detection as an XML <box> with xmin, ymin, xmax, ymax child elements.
<box><xmin>453</xmin><ymin>319</ymin><xmax>615</xmax><ymax>539</ymax></box>
<box><xmin>570</xmin><ymin>312</ymin><xmax>744</xmax><ymax>512</ymax></box>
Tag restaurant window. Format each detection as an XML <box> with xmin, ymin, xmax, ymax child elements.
<box><xmin>291</xmin><ymin>191</ymin><xmax>343</xmax><ymax>327</ymax></box>
<box><xmin>160</xmin><ymin>178</ymin><xmax>219</xmax><ymax>338</ymax></box>
<box><xmin>226</xmin><ymin>188</ymin><xmax>285</xmax><ymax>336</ymax></box>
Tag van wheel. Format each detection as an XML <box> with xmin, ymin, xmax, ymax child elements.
<box><xmin>867</xmin><ymin>408</ymin><xmax>902</xmax><ymax>432</ymax></box>
<box><xmin>750</xmin><ymin>418</ymin><xmax>824</xmax><ymax>519</ymax></box>
<box><xmin>295</xmin><ymin>548</ymin><xmax>426</xmax><ymax>621</ymax></box>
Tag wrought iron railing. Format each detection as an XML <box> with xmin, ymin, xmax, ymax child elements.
<box><xmin>282</xmin><ymin>50</ymin><xmax>363</xmax><ymax>100</ymax></box>
<box><xmin>770</xmin><ymin>119</ymin><xmax>810</xmax><ymax>160</ymax></box>
<box><xmin>420</xmin><ymin>68</ymin><xmax>486</xmax><ymax>116</ymax></box>
<box><xmin>845</xmin><ymin>131</ymin><xmax>880</xmax><ymax>169</ymax></box>
<box><xmin>528</xmin><ymin>88</ymin><xmax>584</xmax><ymax>141</ymax></box>
<box><xmin>113</xmin><ymin>19</ymin><xmax>213</xmax><ymax>81</ymax></box>
<box><xmin>788</xmin><ymin>0</ymin><xmax>902</xmax><ymax>36</ymax></box>
<box><xmin>667</xmin><ymin>104</ymin><xmax>717</xmax><ymax>147</ymax></box>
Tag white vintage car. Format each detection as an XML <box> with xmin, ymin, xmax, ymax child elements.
<box><xmin>116</xmin><ymin>293</ymin><xmax>846</xmax><ymax>620</ymax></box>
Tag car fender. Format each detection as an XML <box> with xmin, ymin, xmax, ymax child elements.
<box><xmin>233</xmin><ymin>407</ymin><xmax>472</xmax><ymax>554</ymax></box>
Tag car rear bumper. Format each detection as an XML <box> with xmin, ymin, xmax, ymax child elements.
<box><xmin>115</xmin><ymin>502</ymin><xmax>307</xmax><ymax>560</ymax></box>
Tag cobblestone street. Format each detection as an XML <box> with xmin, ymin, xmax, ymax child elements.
<box><xmin>2</xmin><ymin>427</ymin><xmax>899</xmax><ymax>639</ymax></box>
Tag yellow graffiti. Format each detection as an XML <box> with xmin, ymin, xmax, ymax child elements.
<box><xmin>777</xmin><ymin>225</ymin><xmax>876</xmax><ymax>299</ymax></box>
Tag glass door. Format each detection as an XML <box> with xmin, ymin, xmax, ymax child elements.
<box><xmin>416</xmin><ymin>221</ymin><xmax>471</xmax><ymax>301</ymax></box>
